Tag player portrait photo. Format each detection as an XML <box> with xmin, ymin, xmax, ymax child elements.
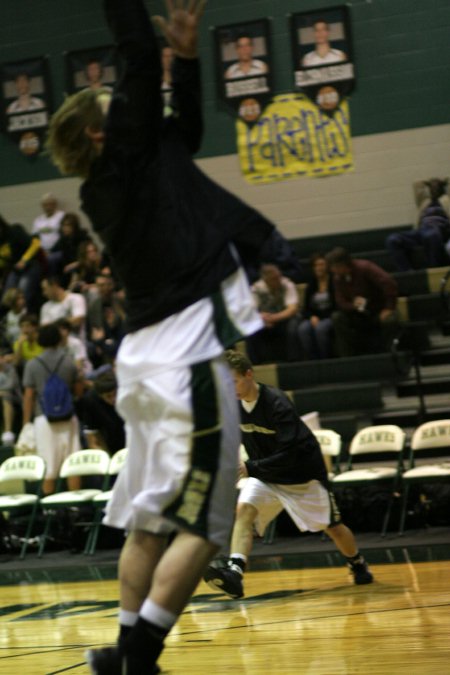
<box><xmin>214</xmin><ymin>19</ymin><xmax>272</xmax><ymax>122</ymax></box>
<box><xmin>65</xmin><ymin>45</ymin><xmax>119</xmax><ymax>95</ymax></box>
<box><xmin>1</xmin><ymin>56</ymin><xmax>51</xmax><ymax>155</ymax></box>
<box><xmin>215</xmin><ymin>20</ymin><xmax>271</xmax><ymax>96</ymax></box>
<box><xmin>291</xmin><ymin>6</ymin><xmax>355</xmax><ymax>112</ymax></box>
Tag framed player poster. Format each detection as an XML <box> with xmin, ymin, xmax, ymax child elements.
<box><xmin>1</xmin><ymin>56</ymin><xmax>52</xmax><ymax>156</ymax></box>
<box><xmin>65</xmin><ymin>45</ymin><xmax>120</xmax><ymax>95</ymax></box>
<box><xmin>214</xmin><ymin>19</ymin><xmax>273</xmax><ymax>123</ymax></box>
<box><xmin>290</xmin><ymin>6</ymin><xmax>355</xmax><ymax>113</ymax></box>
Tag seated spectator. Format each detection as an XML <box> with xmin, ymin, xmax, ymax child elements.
<box><xmin>0</xmin><ymin>348</ymin><xmax>22</xmax><ymax>446</ymax></box>
<box><xmin>47</xmin><ymin>212</ymin><xmax>90</xmax><ymax>280</ymax></box>
<box><xmin>57</xmin><ymin>318</ymin><xmax>93</xmax><ymax>378</ymax></box>
<box><xmin>31</xmin><ymin>193</ymin><xmax>65</xmax><ymax>253</ymax></box>
<box><xmin>0</xmin><ymin>214</ymin><xmax>43</xmax><ymax>312</ymax></box>
<box><xmin>386</xmin><ymin>178</ymin><xmax>450</xmax><ymax>271</ymax></box>
<box><xmin>40</xmin><ymin>276</ymin><xmax>87</xmax><ymax>338</ymax></box>
<box><xmin>13</xmin><ymin>314</ymin><xmax>43</xmax><ymax>374</ymax></box>
<box><xmin>89</xmin><ymin>302</ymin><xmax>126</xmax><ymax>368</ymax></box>
<box><xmin>69</xmin><ymin>240</ymin><xmax>110</xmax><ymax>296</ymax></box>
<box><xmin>246</xmin><ymin>264</ymin><xmax>301</xmax><ymax>364</ymax></box>
<box><xmin>87</xmin><ymin>273</ymin><xmax>126</xmax><ymax>324</ymax></box>
<box><xmin>76</xmin><ymin>368</ymin><xmax>125</xmax><ymax>456</ymax></box>
<box><xmin>326</xmin><ymin>247</ymin><xmax>398</xmax><ymax>357</ymax></box>
<box><xmin>1</xmin><ymin>288</ymin><xmax>27</xmax><ymax>348</ymax></box>
<box><xmin>298</xmin><ymin>253</ymin><xmax>335</xmax><ymax>359</ymax></box>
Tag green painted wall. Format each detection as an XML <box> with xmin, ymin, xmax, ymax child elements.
<box><xmin>0</xmin><ymin>0</ymin><xmax>448</xmax><ymax>187</ymax></box>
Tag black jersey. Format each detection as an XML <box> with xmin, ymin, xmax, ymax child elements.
<box><xmin>240</xmin><ymin>384</ymin><xmax>328</xmax><ymax>485</ymax></box>
<box><xmin>81</xmin><ymin>0</ymin><xmax>286</xmax><ymax>334</ymax></box>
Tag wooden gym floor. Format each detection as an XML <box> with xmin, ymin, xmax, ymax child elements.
<box><xmin>0</xmin><ymin>537</ymin><xmax>449</xmax><ymax>674</ymax></box>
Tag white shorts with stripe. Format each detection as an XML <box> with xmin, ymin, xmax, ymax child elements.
<box><xmin>103</xmin><ymin>355</ymin><xmax>240</xmax><ymax>548</ymax></box>
<box><xmin>238</xmin><ymin>477</ymin><xmax>341</xmax><ymax>536</ymax></box>
<box><xmin>34</xmin><ymin>414</ymin><xmax>81</xmax><ymax>479</ymax></box>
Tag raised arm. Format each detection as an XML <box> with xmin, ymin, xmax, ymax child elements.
<box><xmin>103</xmin><ymin>0</ymin><xmax>162</xmax><ymax>151</ymax></box>
<box><xmin>152</xmin><ymin>0</ymin><xmax>206</xmax><ymax>153</ymax></box>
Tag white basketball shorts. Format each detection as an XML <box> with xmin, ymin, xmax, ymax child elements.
<box><xmin>238</xmin><ymin>477</ymin><xmax>341</xmax><ymax>536</ymax></box>
<box><xmin>103</xmin><ymin>355</ymin><xmax>240</xmax><ymax>548</ymax></box>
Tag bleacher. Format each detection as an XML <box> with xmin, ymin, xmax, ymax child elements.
<box><xmin>252</xmin><ymin>224</ymin><xmax>450</xmax><ymax>445</ymax></box>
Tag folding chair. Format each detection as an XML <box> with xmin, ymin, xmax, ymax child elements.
<box><xmin>0</xmin><ymin>455</ymin><xmax>46</xmax><ymax>558</ymax></box>
<box><xmin>332</xmin><ymin>425</ymin><xmax>406</xmax><ymax>536</ymax></box>
<box><xmin>84</xmin><ymin>447</ymin><xmax>128</xmax><ymax>555</ymax></box>
<box><xmin>38</xmin><ymin>449</ymin><xmax>110</xmax><ymax>557</ymax></box>
<box><xmin>313</xmin><ymin>429</ymin><xmax>342</xmax><ymax>478</ymax></box>
<box><xmin>399</xmin><ymin>419</ymin><xmax>450</xmax><ymax>535</ymax></box>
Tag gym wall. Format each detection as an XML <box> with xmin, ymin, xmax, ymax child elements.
<box><xmin>0</xmin><ymin>0</ymin><xmax>449</xmax><ymax>239</ymax></box>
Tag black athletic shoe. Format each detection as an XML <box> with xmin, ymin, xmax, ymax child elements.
<box><xmin>204</xmin><ymin>562</ymin><xmax>244</xmax><ymax>599</ymax></box>
<box><xmin>349</xmin><ymin>560</ymin><xmax>374</xmax><ymax>585</ymax></box>
<box><xmin>85</xmin><ymin>646</ymin><xmax>160</xmax><ymax>674</ymax></box>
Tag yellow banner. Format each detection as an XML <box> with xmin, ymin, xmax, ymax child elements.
<box><xmin>237</xmin><ymin>93</ymin><xmax>353</xmax><ymax>184</ymax></box>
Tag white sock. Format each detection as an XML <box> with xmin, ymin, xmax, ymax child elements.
<box><xmin>229</xmin><ymin>553</ymin><xmax>247</xmax><ymax>573</ymax></box>
<box><xmin>139</xmin><ymin>599</ymin><xmax>177</xmax><ymax>631</ymax></box>
<box><xmin>230</xmin><ymin>553</ymin><xmax>247</xmax><ymax>563</ymax></box>
<box><xmin>119</xmin><ymin>609</ymin><xmax>138</xmax><ymax>627</ymax></box>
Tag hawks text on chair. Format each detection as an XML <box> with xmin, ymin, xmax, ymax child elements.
<box><xmin>332</xmin><ymin>425</ymin><xmax>406</xmax><ymax>536</ymax></box>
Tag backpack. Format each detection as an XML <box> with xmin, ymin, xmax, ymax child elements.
<box><xmin>37</xmin><ymin>355</ymin><xmax>74</xmax><ymax>423</ymax></box>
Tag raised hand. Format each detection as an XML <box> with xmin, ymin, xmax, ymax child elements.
<box><xmin>152</xmin><ymin>0</ymin><xmax>206</xmax><ymax>59</ymax></box>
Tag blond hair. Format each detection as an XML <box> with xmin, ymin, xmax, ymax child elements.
<box><xmin>46</xmin><ymin>89</ymin><xmax>106</xmax><ymax>178</ymax></box>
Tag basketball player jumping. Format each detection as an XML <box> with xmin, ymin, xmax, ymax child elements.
<box><xmin>46</xmin><ymin>1</ymin><xmax>298</xmax><ymax>673</ymax></box>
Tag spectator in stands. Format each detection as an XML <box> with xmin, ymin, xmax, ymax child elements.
<box><xmin>47</xmin><ymin>212</ymin><xmax>90</xmax><ymax>280</ymax></box>
<box><xmin>77</xmin><ymin>368</ymin><xmax>125</xmax><ymax>455</ymax></box>
<box><xmin>57</xmin><ymin>318</ymin><xmax>92</xmax><ymax>378</ymax></box>
<box><xmin>298</xmin><ymin>253</ymin><xmax>335</xmax><ymax>359</ymax></box>
<box><xmin>13</xmin><ymin>314</ymin><xmax>43</xmax><ymax>373</ymax></box>
<box><xmin>22</xmin><ymin>323</ymin><xmax>82</xmax><ymax>495</ymax></box>
<box><xmin>31</xmin><ymin>194</ymin><xmax>65</xmax><ymax>253</ymax></box>
<box><xmin>386</xmin><ymin>178</ymin><xmax>450</xmax><ymax>271</ymax></box>
<box><xmin>1</xmin><ymin>288</ymin><xmax>27</xmax><ymax>347</ymax></box>
<box><xmin>69</xmin><ymin>240</ymin><xmax>109</xmax><ymax>296</ymax></box>
<box><xmin>0</xmin><ymin>214</ymin><xmax>42</xmax><ymax>312</ymax></box>
<box><xmin>246</xmin><ymin>263</ymin><xmax>301</xmax><ymax>364</ymax></box>
<box><xmin>326</xmin><ymin>247</ymin><xmax>398</xmax><ymax>357</ymax></box>
<box><xmin>86</xmin><ymin>273</ymin><xmax>126</xmax><ymax>366</ymax></box>
<box><xmin>87</xmin><ymin>273</ymin><xmax>125</xmax><ymax>327</ymax></box>
<box><xmin>89</xmin><ymin>304</ymin><xmax>126</xmax><ymax>368</ymax></box>
<box><xmin>0</xmin><ymin>347</ymin><xmax>22</xmax><ymax>447</ymax></box>
<box><xmin>40</xmin><ymin>276</ymin><xmax>87</xmax><ymax>337</ymax></box>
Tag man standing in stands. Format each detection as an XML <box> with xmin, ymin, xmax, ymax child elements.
<box><xmin>326</xmin><ymin>247</ymin><xmax>398</xmax><ymax>357</ymax></box>
<box><xmin>46</xmin><ymin>1</ymin><xmax>298</xmax><ymax>673</ymax></box>
<box><xmin>21</xmin><ymin>323</ymin><xmax>82</xmax><ymax>495</ymax></box>
<box><xmin>204</xmin><ymin>350</ymin><xmax>373</xmax><ymax>599</ymax></box>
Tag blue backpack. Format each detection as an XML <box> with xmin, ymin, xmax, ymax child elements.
<box><xmin>37</xmin><ymin>355</ymin><xmax>74</xmax><ymax>423</ymax></box>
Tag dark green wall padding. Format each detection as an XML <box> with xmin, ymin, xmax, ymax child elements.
<box><xmin>1</xmin><ymin>0</ymin><xmax>449</xmax><ymax>186</ymax></box>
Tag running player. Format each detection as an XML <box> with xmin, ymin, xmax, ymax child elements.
<box><xmin>204</xmin><ymin>350</ymin><xmax>373</xmax><ymax>599</ymax></box>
